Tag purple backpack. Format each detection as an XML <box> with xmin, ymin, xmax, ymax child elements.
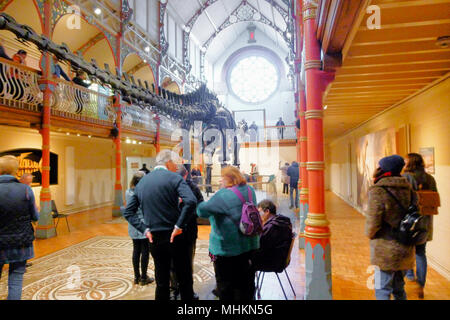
<box><xmin>229</xmin><ymin>186</ymin><xmax>263</xmax><ymax>236</ymax></box>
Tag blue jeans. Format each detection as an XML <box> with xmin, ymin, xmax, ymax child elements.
<box><xmin>374</xmin><ymin>269</ymin><xmax>407</xmax><ymax>300</ymax></box>
<box><xmin>290</xmin><ymin>186</ymin><xmax>299</xmax><ymax>208</ymax></box>
<box><xmin>0</xmin><ymin>260</ymin><xmax>27</xmax><ymax>300</ymax></box>
<box><xmin>405</xmin><ymin>243</ymin><xmax>427</xmax><ymax>287</ymax></box>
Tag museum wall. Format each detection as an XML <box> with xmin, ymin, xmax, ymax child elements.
<box><xmin>0</xmin><ymin>126</ymin><xmax>157</xmax><ymax>215</ymax></box>
<box><xmin>327</xmin><ymin>76</ymin><xmax>450</xmax><ymax>279</ymax></box>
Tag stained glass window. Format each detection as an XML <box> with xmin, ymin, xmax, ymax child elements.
<box><xmin>229</xmin><ymin>56</ymin><xmax>278</xmax><ymax>104</ymax></box>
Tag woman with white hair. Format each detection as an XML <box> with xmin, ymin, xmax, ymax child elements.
<box><xmin>0</xmin><ymin>155</ymin><xmax>39</xmax><ymax>300</ymax></box>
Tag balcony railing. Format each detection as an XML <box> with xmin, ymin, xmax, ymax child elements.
<box><xmin>122</xmin><ymin>103</ymin><xmax>156</xmax><ymax>132</ymax></box>
<box><xmin>264</xmin><ymin>125</ymin><xmax>297</xmax><ymax>141</ymax></box>
<box><xmin>0</xmin><ymin>57</ymin><xmax>42</xmax><ymax>112</ymax></box>
<box><xmin>51</xmin><ymin>78</ymin><xmax>116</xmax><ymax>125</ymax></box>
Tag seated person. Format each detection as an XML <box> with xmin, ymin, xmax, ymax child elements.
<box><xmin>252</xmin><ymin>200</ymin><xmax>293</xmax><ymax>272</ymax></box>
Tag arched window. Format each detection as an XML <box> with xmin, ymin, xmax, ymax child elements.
<box><xmin>228</xmin><ymin>55</ymin><xmax>279</xmax><ymax>104</ymax></box>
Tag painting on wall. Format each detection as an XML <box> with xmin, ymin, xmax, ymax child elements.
<box><xmin>0</xmin><ymin>149</ymin><xmax>58</xmax><ymax>186</ymax></box>
<box><xmin>356</xmin><ymin>128</ymin><xmax>397</xmax><ymax>212</ymax></box>
<box><xmin>419</xmin><ymin>147</ymin><xmax>435</xmax><ymax>174</ymax></box>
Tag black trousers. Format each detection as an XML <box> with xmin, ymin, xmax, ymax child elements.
<box><xmin>149</xmin><ymin>230</ymin><xmax>194</xmax><ymax>300</ymax></box>
<box><xmin>283</xmin><ymin>183</ymin><xmax>289</xmax><ymax>194</ymax></box>
<box><xmin>170</xmin><ymin>237</ymin><xmax>197</xmax><ymax>293</ymax></box>
<box><xmin>213</xmin><ymin>251</ymin><xmax>256</xmax><ymax>301</ymax></box>
<box><xmin>132</xmin><ymin>239</ymin><xmax>150</xmax><ymax>280</ymax></box>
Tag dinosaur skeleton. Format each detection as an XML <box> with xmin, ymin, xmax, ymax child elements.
<box><xmin>0</xmin><ymin>12</ymin><xmax>239</xmax><ymax>166</ymax></box>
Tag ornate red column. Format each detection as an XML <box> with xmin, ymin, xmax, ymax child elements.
<box><xmin>36</xmin><ymin>0</ymin><xmax>56</xmax><ymax>239</ymax></box>
<box><xmin>303</xmin><ymin>0</ymin><xmax>335</xmax><ymax>299</ymax></box>
<box><xmin>296</xmin><ymin>0</ymin><xmax>308</xmax><ymax>249</ymax></box>
<box><xmin>155</xmin><ymin>115</ymin><xmax>161</xmax><ymax>153</ymax></box>
<box><xmin>112</xmin><ymin>95</ymin><xmax>123</xmax><ymax>217</ymax></box>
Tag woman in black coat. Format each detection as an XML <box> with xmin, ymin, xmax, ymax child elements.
<box><xmin>0</xmin><ymin>155</ymin><xmax>39</xmax><ymax>300</ymax></box>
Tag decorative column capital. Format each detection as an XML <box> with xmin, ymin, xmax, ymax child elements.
<box><xmin>305</xmin><ymin>110</ymin><xmax>324</xmax><ymax>120</ymax></box>
<box><xmin>305</xmin><ymin>212</ymin><xmax>330</xmax><ymax>229</ymax></box>
<box><xmin>306</xmin><ymin>161</ymin><xmax>325</xmax><ymax>171</ymax></box>
<box><xmin>302</xmin><ymin>0</ymin><xmax>318</xmax><ymax>20</ymax></box>
<box><xmin>304</xmin><ymin>59</ymin><xmax>322</xmax><ymax>71</ymax></box>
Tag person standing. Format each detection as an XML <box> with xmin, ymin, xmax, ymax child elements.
<box><xmin>403</xmin><ymin>153</ymin><xmax>438</xmax><ymax>299</ymax></box>
<box><xmin>52</xmin><ymin>56</ymin><xmax>70</xmax><ymax>81</ymax></box>
<box><xmin>287</xmin><ymin>162</ymin><xmax>299</xmax><ymax>209</ymax></box>
<box><xmin>366</xmin><ymin>155</ymin><xmax>416</xmax><ymax>300</ymax></box>
<box><xmin>249</xmin><ymin>121</ymin><xmax>258</xmax><ymax>142</ymax></box>
<box><xmin>197</xmin><ymin>166</ymin><xmax>259</xmax><ymax>301</ymax></box>
<box><xmin>12</xmin><ymin>49</ymin><xmax>27</xmax><ymax>65</ymax></box>
<box><xmin>279</xmin><ymin>162</ymin><xmax>290</xmax><ymax>195</ymax></box>
<box><xmin>139</xmin><ymin>163</ymin><xmax>150</xmax><ymax>174</ymax></box>
<box><xmin>123</xmin><ymin>150</ymin><xmax>197</xmax><ymax>301</ymax></box>
<box><xmin>0</xmin><ymin>155</ymin><xmax>39</xmax><ymax>300</ymax></box>
<box><xmin>19</xmin><ymin>173</ymin><xmax>35</xmax><ymax>269</ymax></box>
<box><xmin>122</xmin><ymin>171</ymin><xmax>154</xmax><ymax>286</ymax></box>
<box><xmin>170</xmin><ymin>165</ymin><xmax>204</xmax><ymax>300</ymax></box>
<box><xmin>276</xmin><ymin>117</ymin><xmax>285</xmax><ymax>140</ymax></box>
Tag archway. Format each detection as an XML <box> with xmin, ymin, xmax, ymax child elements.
<box><xmin>162</xmin><ymin>77</ymin><xmax>181</xmax><ymax>94</ymax></box>
<box><xmin>52</xmin><ymin>14</ymin><xmax>117</xmax><ymax>78</ymax></box>
<box><xmin>122</xmin><ymin>52</ymin><xmax>156</xmax><ymax>90</ymax></box>
<box><xmin>0</xmin><ymin>0</ymin><xmax>43</xmax><ymax>69</ymax></box>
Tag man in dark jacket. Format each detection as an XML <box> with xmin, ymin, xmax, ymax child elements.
<box><xmin>252</xmin><ymin>200</ymin><xmax>293</xmax><ymax>272</ymax></box>
<box><xmin>124</xmin><ymin>150</ymin><xmax>197</xmax><ymax>300</ymax></box>
<box><xmin>287</xmin><ymin>162</ymin><xmax>299</xmax><ymax>209</ymax></box>
<box><xmin>170</xmin><ymin>165</ymin><xmax>204</xmax><ymax>299</ymax></box>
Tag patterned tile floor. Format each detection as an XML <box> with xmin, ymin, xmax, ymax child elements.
<box><xmin>1</xmin><ymin>190</ymin><xmax>449</xmax><ymax>300</ymax></box>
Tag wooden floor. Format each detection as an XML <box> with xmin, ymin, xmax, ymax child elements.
<box><xmin>8</xmin><ymin>191</ymin><xmax>450</xmax><ymax>300</ymax></box>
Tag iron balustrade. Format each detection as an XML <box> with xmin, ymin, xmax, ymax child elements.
<box><xmin>0</xmin><ymin>57</ymin><xmax>42</xmax><ymax>112</ymax></box>
<box><xmin>264</xmin><ymin>125</ymin><xmax>297</xmax><ymax>141</ymax></box>
<box><xmin>52</xmin><ymin>78</ymin><xmax>116</xmax><ymax>124</ymax></box>
<box><xmin>121</xmin><ymin>103</ymin><xmax>156</xmax><ymax>131</ymax></box>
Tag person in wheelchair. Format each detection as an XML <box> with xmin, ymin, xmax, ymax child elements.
<box><xmin>252</xmin><ymin>200</ymin><xmax>293</xmax><ymax>272</ymax></box>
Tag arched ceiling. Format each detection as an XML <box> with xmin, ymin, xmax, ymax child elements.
<box><xmin>167</xmin><ymin>0</ymin><xmax>291</xmax><ymax>63</ymax></box>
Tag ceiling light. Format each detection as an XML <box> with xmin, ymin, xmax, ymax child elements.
<box><xmin>286</xmin><ymin>32</ymin><xmax>292</xmax><ymax>39</ymax></box>
<box><xmin>94</xmin><ymin>8</ymin><xmax>102</xmax><ymax>15</ymax></box>
<box><xmin>145</xmin><ymin>46</ymin><xmax>150</xmax><ymax>52</ymax></box>
<box><xmin>132</xmin><ymin>140</ymin><xmax>137</xmax><ymax>144</ymax></box>
<box><xmin>77</xmin><ymin>133</ymin><xmax>80</xmax><ymax>137</ymax></box>
<box><xmin>88</xmin><ymin>135</ymin><xmax>92</xmax><ymax>138</ymax></box>
<box><xmin>66</xmin><ymin>132</ymin><xmax>70</xmax><ymax>136</ymax></box>
<box><xmin>324</xmin><ymin>105</ymin><xmax>328</xmax><ymax>110</ymax></box>
<box><xmin>139</xmin><ymin>142</ymin><xmax>142</xmax><ymax>145</ymax></box>
<box><xmin>126</xmin><ymin>138</ymin><xmax>131</xmax><ymax>144</ymax></box>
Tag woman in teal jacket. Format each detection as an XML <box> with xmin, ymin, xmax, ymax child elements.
<box><xmin>197</xmin><ymin>166</ymin><xmax>259</xmax><ymax>301</ymax></box>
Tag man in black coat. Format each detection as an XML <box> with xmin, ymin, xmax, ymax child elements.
<box><xmin>252</xmin><ymin>200</ymin><xmax>293</xmax><ymax>273</ymax></box>
<box><xmin>124</xmin><ymin>150</ymin><xmax>197</xmax><ymax>300</ymax></box>
<box><xmin>170</xmin><ymin>165</ymin><xmax>204</xmax><ymax>299</ymax></box>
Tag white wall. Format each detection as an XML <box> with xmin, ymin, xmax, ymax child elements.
<box><xmin>211</xmin><ymin>28</ymin><xmax>295</xmax><ymax>128</ymax></box>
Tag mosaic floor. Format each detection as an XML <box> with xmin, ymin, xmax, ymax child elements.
<box><xmin>0</xmin><ymin>236</ymin><xmax>216</xmax><ymax>300</ymax></box>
